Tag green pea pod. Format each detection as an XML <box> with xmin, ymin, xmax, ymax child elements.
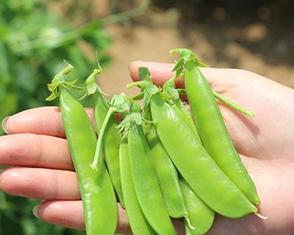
<box><xmin>180</xmin><ymin>180</ymin><xmax>214</xmax><ymax>235</ymax></box>
<box><xmin>150</xmin><ymin>94</ymin><xmax>256</xmax><ymax>218</ymax></box>
<box><xmin>147</xmin><ymin>126</ymin><xmax>188</xmax><ymax>219</ymax></box>
<box><xmin>184</xmin><ymin>62</ymin><xmax>260</xmax><ymax>205</ymax></box>
<box><xmin>94</xmin><ymin>92</ymin><xmax>125</xmax><ymax>208</ymax></box>
<box><xmin>161</xmin><ymin>77</ymin><xmax>200</xmax><ymax>142</ymax></box>
<box><xmin>128</xmin><ymin>123</ymin><xmax>176</xmax><ymax>235</ymax></box>
<box><xmin>119</xmin><ymin>138</ymin><xmax>156</xmax><ymax>235</ymax></box>
<box><xmin>60</xmin><ymin>90</ymin><xmax>117</xmax><ymax>235</ymax></box>
<box><xmin>172</xmin><ymin>99</ymin><xmax>201</xmax><ymax>142</ymax></box>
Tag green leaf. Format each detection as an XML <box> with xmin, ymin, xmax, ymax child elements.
<box><xmin>139</xmin><ymin>67</ymin><xmax>151</xmax><ymax>81</ymax></box>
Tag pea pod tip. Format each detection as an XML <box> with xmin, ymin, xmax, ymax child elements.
<box><xmin>255</xmin><ymin>212</ymin><xmax>268</xmax><ymax>220</ymax></box>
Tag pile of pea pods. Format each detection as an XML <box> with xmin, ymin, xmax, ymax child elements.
<box><xmin>46</xmin><ymin>49</ymin><xmax>262</xmax><ymax>235</ymax></box>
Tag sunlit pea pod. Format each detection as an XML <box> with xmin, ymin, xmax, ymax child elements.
<box><xmin>150</xmin><ymin>93</ymin><xmax>257</xmax><ymax>218</ymax></box>
<box><xmin>60</xmin><ymin>90</ymin><xmax>117</xmax><ymax>235</ymax></box>
<box><xmin>94</xmin><ymin>91</ymin><xmax>125</xmax><ymax>208</ymax></box>
<box><xmin>146</xmin><ymin>126</ymin><xmax>188</xmax><ymax>219</ymax></box>
<box><xmin>119</xmin><ymin>138</ymin><xmax>156</xmax><ymax>235</ymax></box>
<box><xmin>128</xmin><ymin>122</ymin><xmax>177</xmax><ymax>235</ymax></box>
<box><xmin>184</xmin><ymin>61</ymin><xmax>260</xmax><ymax>205</ymax></box>
<box><xmin>180</xmin><ymin>180</ymin><xmax>214</xmax><ymax>235</ymax></box>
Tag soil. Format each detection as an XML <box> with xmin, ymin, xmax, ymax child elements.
<box><xmin>76</xmin><ymin>1</ymin><xmax>294</xmax><ymax>95</ymax></box>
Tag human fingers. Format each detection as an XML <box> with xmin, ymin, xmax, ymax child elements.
<box><xmin>34</xmin><ymin>200</ymin><xmax>185</xmax><ymax>234</ymax></box>
<box><xmin>0</xmin><ymin>134</ymin><xmax>73</xmax><ymax>170</ymax></box>
<box><xmin>31</xmin><ymin>158</ymin><xmax>294</xmax><ymax>235</ymax></box>
<box><xmin>2</xmin><ymin>106</ymin><xmax>94</xmax><ymax>137</ymax></box>
<box><xmin>0</xmin><ymin>167</ymin><xmax>80</xmax><ymax>200</ymax></box>
<box><xmin>34</xmin><ymin>200</ymin><xmax>131</xmax><ymax>233</ymax></box>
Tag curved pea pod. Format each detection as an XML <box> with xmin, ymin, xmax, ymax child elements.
<box><xmin>184</xmin><ymin>62</ymin><xmax>260</xmax><ymax>205</ymax></box>
<box><xmin>180</xmin><ymin>180</ymin><xmax>214</xmax><ymax>235</ymax></box>
<box><xmin>60</xmin><ymin>90</ymin><xmax>117</xmax><ymax>235</ymax></box>
<box><xmin>119</xmin><ymin>138</ymin><xmax>156</xmax><ymax>235</ymax></box>
<box><xmin>146</xmin><ymin>126</ymin><xmax>188</xmax><ymax>219</ymax></box>
<box><xmin>128</xmin><ymin>123</ymin><xmax>176</xmax><ymax>235</ymax></box>
<box><xmin>150</xmin><ymin>94</ymin><xmax>257</xmax><ymax>218</ymax></box>
<box><xmin>94</xmin><ymin>92</ymin><xmax>125</xmax><ymax>207</ymax></box>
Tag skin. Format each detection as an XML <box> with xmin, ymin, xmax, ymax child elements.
<box><xmin>0</xmin><ymin>61</ymin><xmax>294</xmax><ymax>234</ymax></box>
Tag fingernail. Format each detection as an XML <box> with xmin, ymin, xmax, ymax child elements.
<box><xmin>33</xmin><ymin>205</ymin><xmax>40</xmax><ymax>218</ymax></box>
<box><xmin>1</xmin><ymin>116</ymin><xmax>11</xmax><ymax>134</ymax></box>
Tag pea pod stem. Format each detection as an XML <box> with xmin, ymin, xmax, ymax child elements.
<box><xmin>213</xmin><ymin>91</ymin><xmax>255</xmax><ymax>118</ymax></box>
<box><xmin>91</xmin><ymin>107</ymin><xmax>115</xmax><ymax>170</ymax></box>
<box><xmin>255</xmin><ymin>213</ymin><xmax>268</xmax><ymax>220</ymax></box>
<box><xmin>91</xmin><ymin>93</ymin><xmax>130</xmax><ymax>170</ymax></box>
<box><xmin>177</xmin><ymin>88</ymin><xmax>255</xmax><ymax>118</ymax></box>
<box><xmin>94</xmin><ymin>91</ymin><xmax>125</xmax><ymax>208</ymax></box>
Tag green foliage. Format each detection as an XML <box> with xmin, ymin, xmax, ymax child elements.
<box><xmin>0</xmin><ymin>0</ymin><xmax>111</xmax><ymax>131</ymax></box>
<box><xmin>0</xmin><ymin>0</ymin><xmax>112</xmax><ymax>234</ymax></box>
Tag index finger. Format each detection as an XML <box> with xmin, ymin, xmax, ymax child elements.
<box><xmin>3</xmin><ymin>106</ymin><xmax>94</xmax><ymax>137</ymax></box>
<box><xmin>128</xmin><ymin>61</ymin><xmax>254</xmax><ymax>93</ymax></box>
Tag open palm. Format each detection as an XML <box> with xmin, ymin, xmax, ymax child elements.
<box><xmin>1</xmin><ymin>61</ymin><xmax>294</xmax><ymax>235</ymax></box>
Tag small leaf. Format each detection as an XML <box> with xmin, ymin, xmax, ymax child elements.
<box><xmin>85</xmin><ymin>67</ymin><xmax>102</xmax><ymax>95</ymax></box>
<box><xmin>139</xmin><ymin>67</ymin><xmax>151</xmax><ymax>82</ymax></box>
<box><xmin>45</xmin><ymin>90</ymin><xmax>58</xmax><ymax>101</ymax></box>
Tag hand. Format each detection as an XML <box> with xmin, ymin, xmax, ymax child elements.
<box><xmin>1</xmin><ymin>61</ymin><xmax>294</xmax><ymax>235</ymax></box>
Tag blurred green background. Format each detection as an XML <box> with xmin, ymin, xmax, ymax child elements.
<box><xmin>0</xmin><ymin>0</ymin><xmax>293</xmax><ymax>234</ymax></box>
